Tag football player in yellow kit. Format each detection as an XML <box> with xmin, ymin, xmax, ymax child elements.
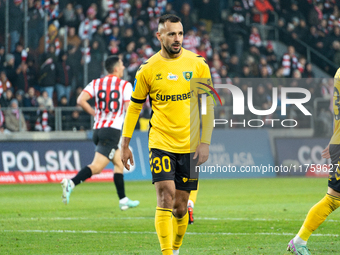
<box><xmin>287</xmin><ymin>69</ymin><xmax>340</xmax><ymax>255</ymax></box>
<box><xmin>121</xmin><ymin>14</ymin><xmax>214</xmax><ymax>255</ymax></box>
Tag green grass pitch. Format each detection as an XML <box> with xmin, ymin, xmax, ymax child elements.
<box><xmin>1</xmin><ymin>178</ymin><xmax>340</xmax><ymax>254</ymax></box>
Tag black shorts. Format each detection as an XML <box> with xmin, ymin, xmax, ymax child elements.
<box><xmin>149</xmin><ymin>148</ymin><xmax>199</xmax><ymax>191</ymax></box>
<box><xmin>328</xmin><ymin>144</ymin><xmax>340</xmax><ymax>192</ymax></box>
<box><xmin>92</xmin><ymin>128</ymin><xmax>121</xmax><ymax>160</ymax></box>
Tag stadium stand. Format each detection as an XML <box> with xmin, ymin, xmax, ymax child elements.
<box><xmin>0</xmin><ymin>0</ymin><xmax>338</xmax><ymax>134</ymax></box>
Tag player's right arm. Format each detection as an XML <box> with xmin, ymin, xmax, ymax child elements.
<box><xmin>322</xmin><ymin>144</ymin><xmax>330</xmax><ymax>159</ymax></box>
<box><xmin>77</xmin><ymin>82</ymin><xmax>95</xmax><ymax>117</ymax></box>
<box><xmin>121</xmin><ymin>66</ymin><xmax>150</xmax><ymax>169</ymax></box>
<box><xmin>121</xmin><ymin>137</ymin><xmax>134</xmax><ymax>170</ymax></box>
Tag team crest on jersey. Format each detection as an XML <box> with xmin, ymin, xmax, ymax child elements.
<box><xmin>183</xmin><ymin>71</ymin><xmax>193</xmax><ymax>81</ymax></box>
<box><xmin>167</xmin><ymin>73</ymin><xmax>178</xmax><ymax>81</ymax></box>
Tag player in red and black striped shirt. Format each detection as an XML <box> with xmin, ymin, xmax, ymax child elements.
<box><xmin>61</xmin><ymin>55</ymin><xmax>139</xmax><ymax>210</ymax></box>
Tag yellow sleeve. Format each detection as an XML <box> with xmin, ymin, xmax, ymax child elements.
<box><xmin>122</xmin><ymin>67</ymin><xmax>150</xmax><ymax>138</ymax></box>
<box><xmin>198</xmin><ymin>57</ymin><xmax>212</xmax><ymax>80</ymax></box>
<box><xmin>201</xmin><ymin>94</ymin><xmax>214</xmax><ymax>144</ymax></box>
<box><xmin>199</xmin><ymin>59</ymin><xmax>214</xmax><ymax>144</ymax></box>
<box><xmin>131</xmin><ymin>66</ymin><xmax>150</xmax><ymax>100</ymax></box>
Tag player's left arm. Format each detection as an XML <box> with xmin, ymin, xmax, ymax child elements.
<box><xmin>194</xmin><ymin>58</ymin><xmax>214</xmax><ymax>165</ymax></box>
<box><xmin>77</xmin><ymin>90</ymin><xmax>95</xmax><ymax>117</ymax></box>
<box><xmin>194</xmin><ymin>95</ymin><xmax>214</xmax><ymax>165</ymax></box>
<box><xmin>201</xmin><ymin>96</ymin><xmax>214</xmax><ymax>144</ymax></box>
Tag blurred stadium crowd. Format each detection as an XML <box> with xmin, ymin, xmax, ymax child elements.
<box><xmin>0</xmin><ymin>0</ymin><xmax>339</xmax><ymax>132</ymax></box>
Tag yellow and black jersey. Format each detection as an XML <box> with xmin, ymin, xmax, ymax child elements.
<box><xmin>331</xmin><ymin>68</ymin><xmax>340</xmax><ymax>144</ymax></box>
<box><xmin>122</xmin><ymin>48</ymin><xmax>213</xmax><ymax>153</ymax></box>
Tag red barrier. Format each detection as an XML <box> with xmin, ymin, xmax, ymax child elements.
<box><xmin>305</xmin><ymin>164</ymin><xmax>330</xmax><ymax>177</ymax></box>
<box><xmin>0</xmin><ymin>170</ymin><xmax>113</xmax><ymax>184</ymax></box>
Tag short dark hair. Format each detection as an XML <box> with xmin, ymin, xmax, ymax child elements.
<box><xmin>158</xmin><ymin>14</ymin><xmax>181</xmax><ymax>25</ymax></box>
<box><xmin>105</xmin><ymin>55</ymin><xmax>120</xmax><ymax>73</ymax></box>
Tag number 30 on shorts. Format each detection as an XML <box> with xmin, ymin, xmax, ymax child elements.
<box><xmin>150</xmin><ymin>153</ymin><xmax>171</xmax><ymax>173</ymax></box>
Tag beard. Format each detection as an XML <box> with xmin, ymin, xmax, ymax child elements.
<box><xmin>164</xmin><ymin>42</ymin><xmax>181</xmax><ymax>55</ymax></box>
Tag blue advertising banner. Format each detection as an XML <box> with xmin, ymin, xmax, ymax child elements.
<box><xmin>275</xmin><ymin>138</ymin><xmax>331</xmax><ymax>176</ymax></box>
<box><xmin>0</xmin><ymin>141</ymin><xmax>94</xmax><ymax>173</ymax></box>
<box><xmin>0</xmin><ymin>130</ymin><xmax>276</xmax><ymax>182</ymax></box>
<box><xmin>107</xmin><ymin>131</ymin><xmax>152</xmax><ymax>181</ymax></box>
<box><xmin>0</xmin><ymin>133</ymin><xmax>152</xmax><ymax>182</ymax></box>
<box><xmin>199</xmin><ymin>130</ymin><xmax>275</xmax><ymax>178</ymax></box>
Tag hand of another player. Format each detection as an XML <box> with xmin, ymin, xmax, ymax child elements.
<box><xmin>193</xmin><ymin>143</ymin><xmax>209</xmax><ymax>166</ymax></box>
<box><xmin>121</xmin><ymin>145</ymin><xmax>134</xmax><ymax>170</ymax></box>
<box><xmin>322</xmin><ymin>144</ymin><xmax>330</xmax><ymax>159</ymax></box>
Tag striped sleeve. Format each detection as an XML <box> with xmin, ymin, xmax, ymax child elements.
<box><xmin>83</xmin><ymin>80</ymin><xmax>95</xmax><ymax>98</ymax></box>
<box><xmin>123</xmin><ymin>81</ymin><xmax>132</xmax><ymax>102</ymax></box>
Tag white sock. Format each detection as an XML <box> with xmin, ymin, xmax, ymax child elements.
<box><xmin>69</xmin><ymin>180</ymin><xmax>75</xmax><ymax>189</ymax></box>
<box><xmin>173</xmin><ymin>249</ymin><xmax>179</xmax><ymax>255</ymax></box>
<box><xmin>187</xmin><ymin>200</ymin><xmax>194</xmax><ymax>208</ymax></box>
<box><xmin>293</xmin><ymin>235</ymin><xmax>307</xmax><ymax>246</ymax></box>
<box><xmin>119</xmin><ymin>197</ymin><xmax>128</xmax><ymax>204</ymax></box>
